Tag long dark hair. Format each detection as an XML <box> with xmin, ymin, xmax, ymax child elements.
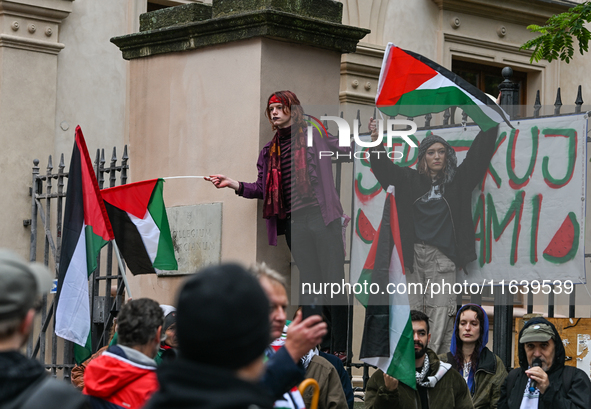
<box><xmin>453</xmin><ymin>305</ymin><xmax>485</xmax><ymax>370</ymax></box>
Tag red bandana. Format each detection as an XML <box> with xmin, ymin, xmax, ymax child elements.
<box><xmin>269</xmin><ymin>95</ymin><xmax>281</xmax><ymax>105</ymax></box>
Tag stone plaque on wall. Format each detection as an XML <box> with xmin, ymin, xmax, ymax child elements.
<box><xmin>157</xmin><ymin>203</ymin><xmax>222</xmax><ymax>276</ymax></box>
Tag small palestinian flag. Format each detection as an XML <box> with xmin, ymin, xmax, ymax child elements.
<box><xmin>56</xmin><ymin>126</ymin><xmax>114</xmax><ymax>364</ymax></box>
<box><xmin>376</xmin><ymin>43</ymin><xmax>512</xmax><ymax>131</ymax></box>
<box><xmin>357</xmin><ymin>186</ymin><xmax>416</xmax><ymax>389</ymax></box>
<box><xmin>101</xmin><ymin>179</ymin><xmax>178</xmax><ymax>275</ymax></box>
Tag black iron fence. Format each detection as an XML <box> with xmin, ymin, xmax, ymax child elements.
<box><xmin>27</xmin><ymin>147</ymin><xmax>128</xmax><ymax>380</ymax></box>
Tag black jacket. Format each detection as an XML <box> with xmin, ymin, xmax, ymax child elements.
<box><xmin>0</xmin><ymin>351</ymin><xmax>88</xmax><ymax>409</ymax></box>
<box><xmin>144</xmin><ymin>357</ymin><xmax>274</xmax><ymax>409</ymax></box>
<box><xmin>370</xmin><ymin>126</ymin><xmax>498</xmax><ymax>271</ymax></box>
<box><xmin>497</xmin><ymin>318</ymin><xmax>591</xmax><ymax>409</ymax></box>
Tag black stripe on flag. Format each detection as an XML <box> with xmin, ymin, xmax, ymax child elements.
<box><xmin>56</xmin><ymin>144</ymin><xmax>85</xmax><ymax>305</ymax></box>
<box><xmin>359</xmin><ymin>195</ymin><xmax>394</xmax><ymax>359</ymax></box>
<box><xmin>403</xmin><ymin>48</ymin><xmax>512</xmax><ymax>127</ymax></box>
<box><xmin>104</xmin><ymin>202</ymin><xmax>156</xmax><ymax>275</ymax></box>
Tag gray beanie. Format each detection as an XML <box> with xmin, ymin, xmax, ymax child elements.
<box><xmin>417</xmin><ymin>134</ymin><xmax>457</xmax><ymax>184</ymax></box>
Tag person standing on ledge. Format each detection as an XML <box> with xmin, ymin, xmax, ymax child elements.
<box><xmin>207</xmin><ymin>91</ymin><xmax>350</xmax><ymax>360</ymax></box>
<box><xmin>368</xmin><ymin>117</ymin><xmax>499</xmax><ymax>354</ymax></box>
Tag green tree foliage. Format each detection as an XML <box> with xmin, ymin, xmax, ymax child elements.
<box><xmin>521</xmin><ymin>1</ymin><xmax>591</xmax><ymax>63</ymax></box>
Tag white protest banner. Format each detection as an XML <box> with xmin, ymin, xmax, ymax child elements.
<box><xmin>351</xmin><ymin>114</ymin><xmax>587</xmax><ymax>285</ymax></box>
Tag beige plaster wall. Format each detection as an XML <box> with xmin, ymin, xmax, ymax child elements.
<box><xmin>54</xmin><ymin>0</ymin><xmax>130</xmax><ymax>162</ymax></box>
<box><xmin>125</xmin><ymin>37</ymin><xmax>342</xmax><ymax>305</ymax></box>
<box><xmin>0</xmin><ymin>46</ymin><xmax>58</xmax><ymax>256</ymax></box>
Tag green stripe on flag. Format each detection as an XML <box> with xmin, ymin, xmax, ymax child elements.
<box><xmin>356</xmin><ymin>269</ymin><xmax>373</xmax><ymax>307</ymax></box>
<box><xmin>386</xmin><ymin>316</ymin><xmax>417</xmax><ymax>389</ymax></box>
<box><xmin>74</xmin><ymin>330</ymin><xmax>92</xmax><ymax>364</ymax></box>
<box><xmin>84</xmin><ymin>225</ymin><xmax>109</xmax><ymax>275</ymax></box>
<box><xmin>379</xmin><ymin>87</ymin><xmax>498</xmax><ymax>131</ymax></box>
<box><xmin>148</xmin><ymin>179</ymin><xmax>178</xmax><ymax>270</ymax></box>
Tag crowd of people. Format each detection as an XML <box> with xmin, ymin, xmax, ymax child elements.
<box><xmin>1</xmin><ymin>249</ymin><xmax>590</xmax><ymax>409</ymax></box>
<box><xmin>1</xmin><ymin>90</ymin><xmax>590</xmax><ymax>409</ymax></box>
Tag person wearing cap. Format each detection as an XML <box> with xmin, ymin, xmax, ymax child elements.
<box><xmin>155</xmin><ymin>305</ymin><xmax>177</xmax><ymax>365</ymax></box>
<box><xmin>144</xmin><ymin>263</ymin><xmax>274</xmax><ymax>409</ymax></box>
<box><xmin>0</xmin><ymin>249</ymin><xmax>88</xmax><ymax>409</ymax></box>
<box><xmin>439</xmin><ymin>304</ymin><xmax>507</xmax><ymax>409</ymax></box>
<box><xmin>498</xmin><ymin>317</ymin><xmax>591</xmax><ymax>409</ymax></box>
<box><xmin>207</xmin><ymin>90</ymin><xmax>351</xmax><ymax>360</ymax></box>
<box><xmin>369</xmin><ymin>118</ymin><xmax>499</xmax><ymax>354</ymax></box>
<box><xmin>83</xmin><ymin>298</ymin><xmax>163</xmax><ymax>409</ymax></box>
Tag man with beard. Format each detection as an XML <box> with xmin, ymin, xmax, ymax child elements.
<box><xmin>498</xmin><ymin>317</ymin><xmax>590</xmax><ymax>409</ymax></box>
<box><xmin>365</xmin><ymin>310</ymin><xmax>473</xmax><ymax>409</ymax></box>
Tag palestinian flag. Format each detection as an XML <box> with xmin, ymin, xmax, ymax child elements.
<box><xmin>357</xmin><ymin>186</ymin><xmax>416</xmax><ymax>389</ymax></box>
<box><xmin>376</xmin><ymin>43</ymin><xmax>512</xmax><ymax>131</ymax></box>
<box><xmin>101</xmin><ymin>179</ymin><xmax>178</xmax><ymax>275</ymax></box>
<box><xmin>56</xmin><ymin>126</ymin><xmax>114</xmax><ymax>364</ymax></box>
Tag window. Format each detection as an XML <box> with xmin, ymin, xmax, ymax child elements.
<box><xmin>452</xmin><ymin>59</ymin><xmax>528</xmax><ymax>117</ymax></box>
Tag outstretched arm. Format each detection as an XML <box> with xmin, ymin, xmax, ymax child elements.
<box><xmin>368</xmin><ymin>117</ymin><xmax>410</xmax><ymax>190</ymax></box>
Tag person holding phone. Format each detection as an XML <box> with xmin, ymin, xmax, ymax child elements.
<box><xmin>208</xmin><ymin>91</ymin><xmax>350</xmax><ymax>359</ymax></box>
<box><xmin>368</xmin><ymin>118</ymin><xmax>499</xmax><ymax>354</ymax></box>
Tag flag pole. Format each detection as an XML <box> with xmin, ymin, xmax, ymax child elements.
<box><xmin>111</xmin><ymin>240</ymin><xmax>133</xmax><ymax>299</ymax></box>
<box><xmin>163</xmin><ymin>176</ymin><xmax>207</xmax><ymax>180</ymax></box>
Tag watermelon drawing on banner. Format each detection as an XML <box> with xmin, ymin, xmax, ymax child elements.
<box><xmin>543</xmin><ymin>212</ymin><xmax>580</xmax><ymax>264</ymax></box>
<box><xmin>356</xmin><ymin>208</ymin><xmax>377</xmax><ymax>244</ymax></box>
<box><xmin>355</xmin><ymin>173</ymin><xmax>382</xmax><ymax>204</ymax></box>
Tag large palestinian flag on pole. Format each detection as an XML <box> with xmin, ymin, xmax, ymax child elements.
<box><xmin>56</xmin><ymin>126</ymin><xmax>114</xmax><ymax>364</ymax></box>
<box><xmin>101</xmin><ymin>179</ymin><xmax>178</xmax><ymax>275</ymax></box>
<box><xmin>357</xmin><ymin>187</ymin><xmax>416</xmax><ymax>389</ymax></box>
<box><xmin>376</xmin><ymin>43</ymin><xmax>512</xmax><ymax>131</ymax></box>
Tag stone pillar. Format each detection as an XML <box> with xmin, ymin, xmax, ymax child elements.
<box><xmin>111</xmin><ymin>0</ymin><xmax>368</xmax><ymax>302</ymax></box>
<box><xmin>0</xmin><ymin>0</ymin><xmax>72</xmax><ymax>256</ymax></box>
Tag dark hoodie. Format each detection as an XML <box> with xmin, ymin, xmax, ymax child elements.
<box><xmin>497</xmin><ymin>317</ymin><xmax>591</xmax><ymax>409</ymax></box>
<box><xmin>440</xmin><ymin>304</ymin><xmax>507</xmax><ymax>409</ymax></box>
<box><xmin>0</xmin><ymin>351</ymin><xmax>88</xmax><ymax>409</ymax></box>
<box><xmin>370</xmin><ymin>125</ymin><xmax>499</xmax><ymax>271</ymax></box>
<box><xmin>144</xmin><ymin>358</ymin><xmax>274</xmax><ymax>409</ymax></box>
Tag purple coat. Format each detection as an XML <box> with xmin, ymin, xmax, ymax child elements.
<box><xmin>239</xmin><ymin>127</ymin><xmax>351</xmax><ymax>246</ymax></box>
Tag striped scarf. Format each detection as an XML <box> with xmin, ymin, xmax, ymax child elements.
<box><xmin>263</xmin><ymin>126</ymin><xmax>312</xmax><ymax>219</ymax></box>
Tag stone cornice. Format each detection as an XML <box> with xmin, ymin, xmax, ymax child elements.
<box><xmin>111</xmin><ymin>9</ymin><xmax>370</xmax><ymax>60</ymax></box>
<box><xmin>444</xmin><ymin>33</ymin><xmax>535</xmax><ymax>59</ymax></box>
<box><xmin>339</xmin><ymin>43</ymin><xmax>384</xmax><ymax>105</ymax></box>
<box><xmin>0</xmin><ymin>0</ymin><xmax>73</xmax><ymax>22</ymax></box>
<box><xmin>0</xmin><ymin>0</ymin><xmax>72</xmax><ymax>54</ymax></box>
<box><xmin>0</xmin><ymin>33</ymin><xmax>64</xmax><ymax>54</ymax></box>
<box><xmin>431</xmin><ymin>0</ymin><xmax>576</xmax><ymax>26</ymax></box>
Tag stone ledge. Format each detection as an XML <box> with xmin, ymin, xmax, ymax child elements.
<box><xmin>211</xmin><ymin>0</ymin><xmax>343</xmax><ymax>24</ymax></box>
<box><xmin>112</xmin><ymin>9</ymin><xmax>369</xmax><ymax>60</ymax></box>
<box><xmin>140</xmin><ymin>2</ymin><xmax>212</xmax><ymax>32</ymax></box>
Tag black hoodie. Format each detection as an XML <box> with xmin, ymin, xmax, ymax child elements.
<box><xmin>144</xmin><ymin>358</ymin><xmax>274</xmax><ymax>409</ymax></box>
<box><xmin>0</xmin><ymin>351</ymin><xmax>88</xmax><ymax>409</ymax></box>
<box><xmin>497</xmin><ymin>317</ymin><xmax>591</xmax><ymax>409</ymax></box>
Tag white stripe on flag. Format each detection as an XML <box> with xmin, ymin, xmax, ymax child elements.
<box><xmin>129</xmin><ymin>210</ymin><xmax>160</xmax><ymax>263</ymax></box>
<box><xmin>55</xmin><ymin>226</ymin><xmax>90</xmax><ymax>346</ymax></box>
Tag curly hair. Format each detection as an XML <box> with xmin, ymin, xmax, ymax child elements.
<box><xmin>117</xmin><ymin>298</ymin><xmax>164</xmax><ymax>347</ymax></box>
<box><xmin>453</xmin><ymin>304</ymin><xmax>484</xmax><ymax>370</ymax></box>
<box><xmin>264</xmin><ymin>90</ymin><xmax>306</xmax><ymax>131</ymax></box>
